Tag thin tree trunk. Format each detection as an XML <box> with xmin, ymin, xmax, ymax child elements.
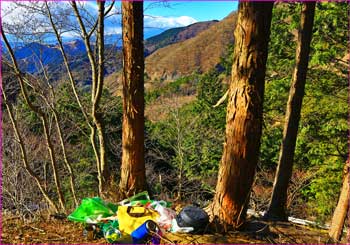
<box><xmin>71</xmin><ymin>1</ymin><xmax>108</xmax><ymax>196</ymax></box>
<box><xmin>2</xmin><ymin>84</ymin><xmax>59</xmax><ymax>213</ymax></box>
<box><xmin>46</xmin><ymin>5</ymin><xmax>100</xmax><ymax>198</ymax></box>
<box><xmin>119</xmin><ymin>1</ymin><xmax>146</xmax><ymax>197</ymax></box>
<box><xmin>95</xmin><ymin>0</ymin><xmax>108</xmax><ymax>195</ymax></box>
<box><xmin>52</xmin><ymin>111</ymin><xmax>78</xmax><ymax>207</ymax></box>
<box><xmin>41</xmin><ymin>116</ymin><xmax>66</xmax><ymax>212</ymax></box>
<box><xmin>265</xmin><ymin>2</ymin><xmax>316</xmax><ymax>221</ymax></box>
<box><xmin>46</xmin><ymin>2</ymin><xmax>102</xmax><ymax>199</ymax></box>
<box><xmin>33</xmin><ymin>34</ymin><xmax>79</xmax><ymax>207</ymax></box>
<box><xmin>2</xmin><ymin>29</ymin><xmax>66</xmax><ymax>213</ymax></box>
<box><xmin>329</xmin><ymin>159</ymin><xmax>350</xmax><ymax>241</ymax></box>
<box><xmin>211</xmin><ymin>2</ymin><xmax>273</xmax><ymax>230</ymax></box>
<box><xmin>46</xmin><ymin>2</ymin><xmax>91</xmax><ymax>125</ymax></box>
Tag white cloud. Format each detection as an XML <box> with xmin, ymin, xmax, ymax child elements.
<box><xmin>81</xmin><ymin>1</ymin><xmax>98</xmax><ymax>12</ymax></box>
<box><xmin>1</xmin><ymin>2</ymin><xmax>197</xmax><ymax>42</ymax></box>
<box><xmin>1</xmin><ymin>2</ymin><xmax>36</xmax><ymax>23</ymax></box>
<box><xmin>144</xmin><ymin>15</ymin><xmax>197</xmax><ymax>29</ymax></box>
<box><xmin>61</xmin><ymin>31</ymin><xmax>80</xmax><ymax>39</ymax></box>
<box><xmin>105</xmin><ymin>27</ymin><xmax>122</xmax><ymax>35</ymax></box>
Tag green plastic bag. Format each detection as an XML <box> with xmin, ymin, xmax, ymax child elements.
<box><xmin>130</xmin><ymin>199</ymin><xmax>172</xmax><ymax>208</ymax></box>
<box><xmin>68</xmin><ymin>197</ymin><xmax>118</xmax><ymax>223</ymax></box>
<box><xmin>118</xmin><ymin>191</ymin><xmax>150</xmax><ymax>205</ymax></box>
<box><xmin>119</xmin><ymin>191</ymin><xmax>172</xmax><ymax>208</ymax></box>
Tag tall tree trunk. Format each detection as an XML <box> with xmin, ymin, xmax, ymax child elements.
<box><xmin>119</xmin><ymin>1</ymin><xmax>146</xmax><ymax>197</ymax></box>
<box><xmin>211</xmin><ymin>2</ymin><xmax>273</xmax><ymax>229</ymax></box>
<box><xmin>265</xmin><ymin>2</ymin><xmax>316</xmax><ymax>221</ymax></box>
<box><xmin>329</xmin><ymin>159</ymin><xmax>350</xmax><ymax>242</ymax></box>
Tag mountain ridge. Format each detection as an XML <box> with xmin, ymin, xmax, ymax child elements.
<box><xmin>145</xmin><ymin>12</ymin><xmax>237</xmax><ymax>81</ymax></box>
<box><xmin>144</xmin><ymin>20</ymin><xmax>219</xmax><ymax>56</ymax></box>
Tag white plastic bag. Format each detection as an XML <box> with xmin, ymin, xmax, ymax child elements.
<box><xmin>170</xmin><ymin>218</ymin><xmax>194</xmax><ymax>233</ymax></box>
<box><xmin>153</xmin><ymin>201</ymin><xmax>177</xmax><ymax>231</ymax></box>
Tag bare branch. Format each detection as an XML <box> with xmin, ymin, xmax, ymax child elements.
<box><xmin>2</xmin><ymin>27</ymin><xmax>66</xmax><ymax>213</ymax></box>
<box><xmin>2</xmin><ymin>84</ymin><xmax>59</xmax><ymax>213</ymax></box>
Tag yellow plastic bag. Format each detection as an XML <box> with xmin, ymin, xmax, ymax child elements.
<box><xmin>117</xmin><ymin>206</ymin><xmax>159</xmax><ymax>235</ymax></box>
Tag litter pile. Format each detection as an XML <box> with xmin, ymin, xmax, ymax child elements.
<box><xmin>68</xmin><ymin>192</ymin><xmax>209</xmax><ymax>244</ymax></box>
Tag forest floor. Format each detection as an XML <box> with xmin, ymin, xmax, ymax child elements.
<box><xmin>2</xmin><ymin>212</ymin><xmax>347</xmax><ymax>244</ymax></box>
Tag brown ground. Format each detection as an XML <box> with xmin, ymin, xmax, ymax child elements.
<box><xmin>2</xmin><ymin>213</ymin><xmax>345</xmax><ymax>244</ymax></box>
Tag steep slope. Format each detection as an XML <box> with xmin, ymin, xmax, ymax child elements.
<box><xmin>105</xmin><ymin>20</ymin><xmax>222</xmax><ymax>95</ymax></box>
<box><xmin>145</xmin><ymin>12</ymin><xmax>237</xmax><ymax>81</ymax></box>
<box><xmin>144</xmin><ymin>20</ymin><xmax>218</xmax><ymax>56</ymax></box>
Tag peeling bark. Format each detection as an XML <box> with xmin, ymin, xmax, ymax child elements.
<box><xmin>211</xmin><ymin>2</ymin><xmax>273</xmax><ymax>229</ymax></box>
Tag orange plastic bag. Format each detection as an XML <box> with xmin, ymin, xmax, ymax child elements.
<box><xmin>117</xmin><ymin>206</ymin><xmax>159</xmax><ymax>235</ymax></box>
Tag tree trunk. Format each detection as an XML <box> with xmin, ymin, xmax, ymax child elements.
<box><xmin>119</xmin><ymin>1</ymin><xmax>146</xmax><ymax>197</ymax></box>
<box><xmin>211</xmin><ymin>2</ymin><xmax>273</xmax><ymax>229</ymax></box>
<box><xmin>2</xmin><ymin>89</ymin><xmax>60</xmax><ymax>213</ymax></box>
<box><xmin>2</xmin><ymin>28</ymin><xmax>66</xmax><ymax>213</ymax></box>
<box><xmin>42</xmin><ymin>116</ymin><xmax>66</xmax><ymax>213</ymax></box>
<box><xmin>95</xmin><ymin>0</ymin><xmax>108</xmax><ymax>196</ymax></box>
<box><xmin>329</xmin><ymin>159</ymin><xmax>350</xmax><ymax>242</ymax></box>
<box><xmin>265</xmin><ymin>2</ymin><xmax>316</xmax><ymax>221</ymax></box>
<box><xmin>71</xmin><ymin>1</ymin><xmax>108</xmax><ymax>196</ymax></box>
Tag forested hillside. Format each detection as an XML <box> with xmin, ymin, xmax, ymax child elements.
<box><xmin>1</xmin><ymin>1</ymin><xmax>348</xmax><ymax>244</ymax></box>
<box><xmin>144</xmin><ymin>20</ymin><xmax>218</xmax><ymax>56</ymax></box>
<box><xmin>145</xmin><ymin>12</ymin><xmax>237</xmax><ymax>80</ymax></box>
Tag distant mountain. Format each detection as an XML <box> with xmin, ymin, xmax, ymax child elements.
<box><xmin>12</xmin><ymin>40</ymin><xmax>86</xmax><ymax>74</ymax></box>
<box><xmin>105</xmin><ymin>13</ymin><xmax>236</xmax><ymax>95</ymax></box>
<box><xmin>62</xmin><ymin>39</ymin><xmax>86</xmax><ymax>56</ymax></box>
<box><xmin>8</xmin><ymin>39</ymin><xmax>121</xmax><ymax>85</ymax></box>
<box><xmin>144</xmin><ymin>20</ymin><xmax>218</xmax><ymax>56</ymax></box>
<box><xmin>145</xmin><ymin>12</ymin><xmax>237</xmax><ymax>80</ymax></box>
<box><xmin>13</xmin><ymin>43</ymin><xmax>61</xmax><ymax>74</ymax></box>
<box><xmin>7</xmin><ymin>12</ymin><xmax>237</xmax><ymax>90</ymax></box>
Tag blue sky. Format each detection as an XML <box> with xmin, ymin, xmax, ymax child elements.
<box><xmin>1</xmin><ymin>1</ymin><xmax>238</xmax><ymax>43</ymax></box>
<box><xmin>103</xmin><ymin>1</ymin><xmax>238</xmax><ymax>36</ymax></box>
<box><xmin>144</xmin><ymin>1</ymin><xmax>238</xmax><ymax>22</ymax></box>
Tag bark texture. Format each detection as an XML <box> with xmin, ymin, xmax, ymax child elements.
<box><xmin>119</xmin><ymin>1</ymin><xmax>146</xmax><ymax>197</ymax></box>
<box><xmin>265</xmin><ymin>2</ymin><xmax>316</xmax><ymax>221</ymax></box>
<box><xmin>329</xmin><ymin>159</ymin><xmax>350</xmax><ymax>241</ymax></box>
<box><xmin>211</xmin><ymin>2</ymin><xmax>273</xmax><ymax>229</ymax></box>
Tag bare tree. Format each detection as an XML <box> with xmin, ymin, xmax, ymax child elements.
<box><xmin>70</xmin><ymin>1</ymin><xmax>111</xmax><ymax>196</ymax></box>
<box><xmin>2</xmin><ymin>90</ymin><xmax>60</xmax><ymax>213</ymax></box>
<box><xmin>265</xmin><ymin>2</ymin><xmax>316</xmax><ymax>221</ymax></box>
<box><xmin>2</xmin><ymin>30</ymin><xmax>68</xmax><ymax>212</ymax></box>
<box><xmin>210</xmin><ymin>2</ymin><xmax>273</xmax><ymax>229</ymax></box>
<box><xmin>119</xmin><ymin>1</ymin><xmax>146</xmax><ymax>197</ymax></box>
<box><xmin>1</xmin><ymin>37</ymin><xmax>61</xmax><ymax>212</ymax></box>
<box><xmin>45</xmin><ymin>1</ymin><xmax>116</xmax><ymax>196</ymax></box>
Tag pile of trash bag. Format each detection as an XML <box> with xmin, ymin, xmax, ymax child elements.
<box><xmin>68</xmin><ymin>191</ymin><xmax>209</xmax><ymax>244</ymax></box>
